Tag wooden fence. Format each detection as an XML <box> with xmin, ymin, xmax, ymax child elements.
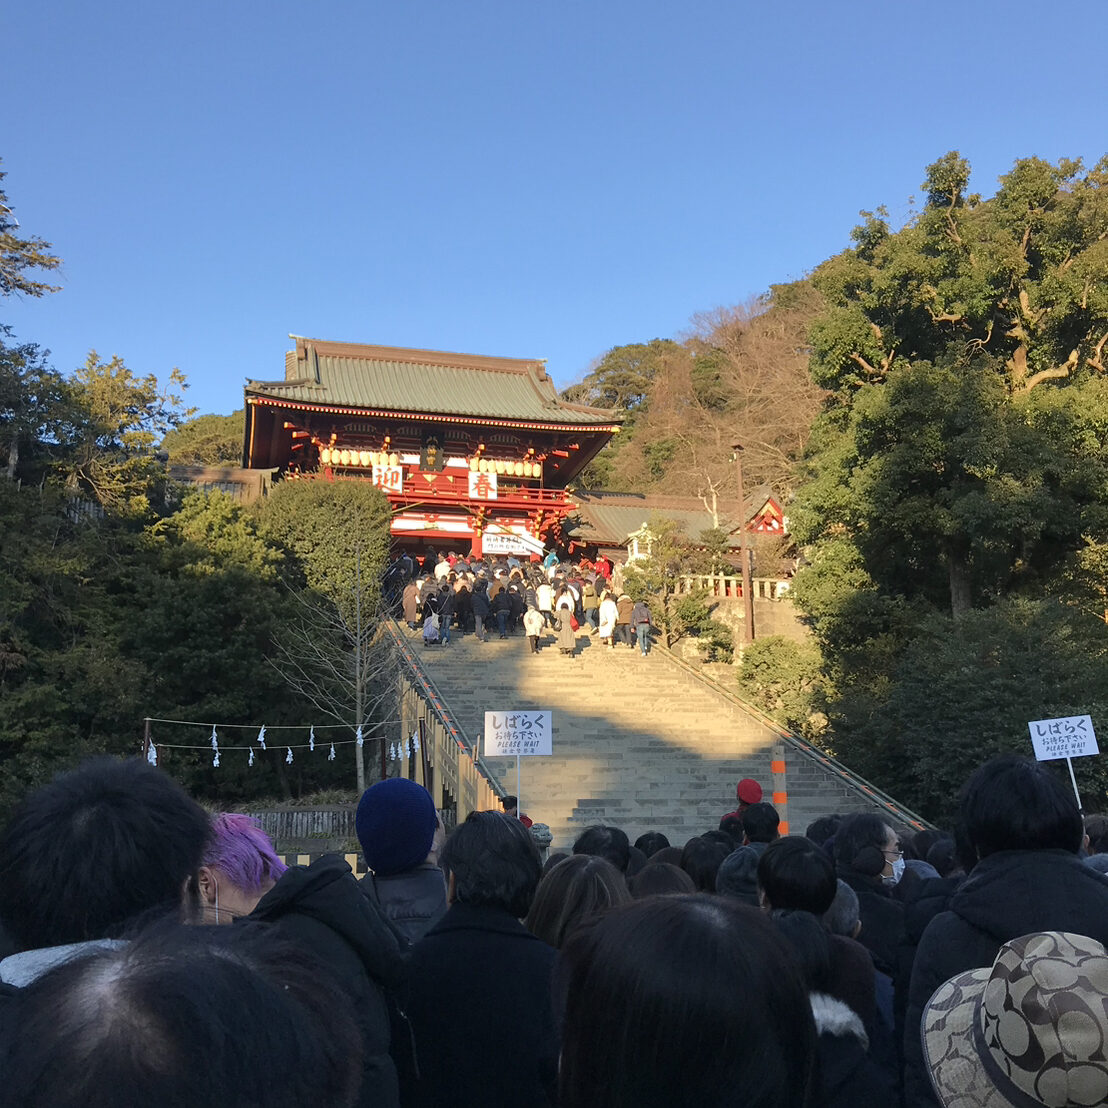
<box><xmin>673</xmin><ymin>575</ymin><xmax>790</xmax><ymax>600</ymax></box>
<box><xmin>387</xmin><ymin>621</ymin><xmax>503</xmax><ymax>827</ymax></box>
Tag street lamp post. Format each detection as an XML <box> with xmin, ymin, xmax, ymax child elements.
<box><xmin>732</xmin><ymin>442</ymin><xmax>754</xmax><ymax>645</ymax></box>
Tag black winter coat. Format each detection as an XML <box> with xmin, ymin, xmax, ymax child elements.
<box><xmin>472</xmin><ymin>588</ymin><xmax>490</xmax><ymax>619</ymax></box>
<box><xmin>836</xmin><ymin>866</ymin><xmax>905</xmax><ymax>977</ymax></box>
<box><xmin>248</xmin><ymin>855</ymin><xmax>403</xmax><ymax>1108</ymax></box>
<box><xmin>903</xmin><ymin>849</ymin><xmax>1108</xmax><ymax>1108</ymax></box>
<box><xmin>402</xmin><ymin>902</ymin><xmax>558</xmax><ymax>1108</ymax></box>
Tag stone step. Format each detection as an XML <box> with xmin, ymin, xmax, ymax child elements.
<box><xmin>407</xmin><ymin>627</ymin><xmax>904</xmax><ymax>850</ymax></box>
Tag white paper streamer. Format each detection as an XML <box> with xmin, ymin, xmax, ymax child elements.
<box><xmin>146</xmin><ymin>742</ymin><xmax>158</xmax><ymax>766</ymax></box>
<box><xmin>286</xmin><ymin>747</ymin><xmax>293</xmax><ymax>764</ymax></box>
<box><xmin>328</xmin><ymin>743</ymin><xmax>336</xmax><ymax>761</ymax></box>
<box><xmin>257</xmin><ymin>725</ymin><xmax>267</xmax><ymax>750</ymax></box>
<box><xmin>309</xmin><ymin>726</ymin><xmax>315</xmax><ymax>752</ymax></box>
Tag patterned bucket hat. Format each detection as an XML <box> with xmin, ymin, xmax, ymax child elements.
<box><xmin>922</xmin><ymin>931</ymin><xmax>1108</xmax><ymax>1108</ymax></box>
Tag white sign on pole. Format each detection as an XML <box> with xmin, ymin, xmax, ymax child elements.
<box><xmin>484</xmin><ymin>711</ymin><xmax>552</xmax><ymax>757</ymax></box>
<box><xmin>1028</xmin><ymin>715</ymin><xmax>1099</xmax><ymax>762</ymax></box>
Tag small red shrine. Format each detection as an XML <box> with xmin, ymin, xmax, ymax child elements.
<box><xmin>243</xmin><ymin>337</ymin><xmax>622</xmax><ymax>557</ymax></box>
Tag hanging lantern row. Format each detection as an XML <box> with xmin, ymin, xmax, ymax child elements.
<box><xmin>470</xmin><ymin>457</ymin><xmax>540</xmax><ymax>478</ymax></box>
<box><xmin>320</xmin><ymin>446</ymin><xmax>400</xmax><ymax>468</ymax></box>
<box><xmin>319</xmin><ymin>444</ymin><xmax>543</xmax><ymax>478</ymax></box>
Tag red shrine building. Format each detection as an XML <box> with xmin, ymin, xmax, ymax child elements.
<box><xmin>242</xmin><ymin>337</ymin><xmax>622</xmax><ymax>557</ymax></box>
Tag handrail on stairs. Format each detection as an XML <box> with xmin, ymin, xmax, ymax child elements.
<box><xmin>656</xmin><ymin>644</ymin><xmax>933</xmax><ymax>832</ymax></box>
<box><xmin>384</xmin><ymin>618</ymin><xmax>507</xmax><ymax>801</ymax></box>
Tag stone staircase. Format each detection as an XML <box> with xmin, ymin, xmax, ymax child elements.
<box><xmin>411</xmin><ymin>626</ymin><xmax>912</xmax><ymax>851</ymax></box>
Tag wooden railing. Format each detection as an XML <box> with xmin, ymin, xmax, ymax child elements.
<box><xmin>673</xmin><ymin>575</ymin><xmax>791</xmax><ymax>600</ymax></box>
<box><xmin>386</xmin><ymin>619</ymin><xmax>503</xmax><ymax>827</ymax></box>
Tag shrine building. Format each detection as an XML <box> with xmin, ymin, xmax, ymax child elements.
<box><xmin>242</xmin><ymin>336</ymin><xmax>622</xmax><ymax>557</ymax></box>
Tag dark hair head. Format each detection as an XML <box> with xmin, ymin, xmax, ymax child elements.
<box><xmin>625</xmin><ymin>844</ymin><xmax>647</xmax><ymax>877</ymax></box>
<box><xmin>960</xmin><ymin>756</ymin><xmax>1083</xmax><ymax>858</ymax></box>
<box><xmin>758</xmin><ymin>836</ymin><xmax>837</xmax><ymax>914</ymax></box>
<box><xmin>718</xmin><ymin>813</ymin><xmax>745</xmax><ymax>846</ymax></box>
<box><xmin>925</xmin><ymin>837</ymin><xmax>959</xmax><ymax>878</ymax></box>
<box><xmin>627</xmin><ymin>862</ymin><xmax>697</xmax><ymax>899</ymax></box>
<box><xmin>525</xmin><ymin>855</ymin><xmax>630</xmax><ymax>948</ymax></box>
<box><xmin>700</xmin><ymin>829</ymin><xmax>736</xmax><ymax>851</ymax></box>
<box><xmin>559</xmin><ymin>896</ymin><xmax>815</xmax><ymax>1108</ymax></box>
<box><xmin>805</xmin><ymin>815</ymin><xmax>843</xmax><ymax>847</ymax></box>
<box><xmin>741</xmin><ymin>803</ymin><xmax>781</xmax><ymax>844</ymax></box>
<box><xmin>909</xmin><ymin>829</ymin><xmax>943</xmax><ymax>862</ymax></box>
<box><xmin>680</xmin><ymin>837</ymin><xmax>731</xmax><ymax>892</ymax></box>
<box><xmin>0</xmin><ymin>758</ymin><xmax>210</xmax><ymax>950</ymax></box>
<box><xmin>501</xmin><ymin>795</ymin><xmax>519</xmax><ymax>810</ymax></box>
<box><xmin>770</xmin><ymin>908</ymin><xmax>832</xmax><ymax>992</ymax></box>
<box><xmin>2</xmin><ymin>923</ymin><xmax>363</xmax><ymax>1108</ymax></box>
<box><xmin>543</xmin><ymin>851</ymin><xmax>569</xmax><ymax>876</ymax></box>
<box><xmin>832</xmin><ymin>813</ymin><xmax>894</xmax><ymax>878</ymax></box>
<box><xmin>633</xmin><ymin>833</ymin><xmax>664</xmax><ymax>855</ymax></box>
<box><xmin>645</xmin><ymin>846</ymin><xmax>684</xmax><ymax>868</ymax></box>
<box><xmin>441</xmin><ymin>811</ymin><xmax>541</xmax><ymax>918</ymax></box>
<box><xmin>1086</xmin><ymin>814</ymin><xmax>1108</xmax><ymax>855</ymax></box>
<box><xmin>573</xmin><ymin>825</ymin><xmax>631</xmax><ymax>873</ymax></box>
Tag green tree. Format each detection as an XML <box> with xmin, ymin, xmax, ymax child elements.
<box><xmin>64</xmin><ymin>352</ymin><xmax>193</xmax><ymax>516</ymax></box>
<box><xmin>562</xmin><ymin>339</ymin><xmax>685</xmax><ymax>489</ymax></box>
<box><xmin>0</xmin><ymin>160</ymin><xmax>62</xmax><ymax>299</ymax></box>
<box><xmin>738</xmin><ymin>636</ymin><xmax>830</xmax><ymax>739</ymax></box>
<box><xmin>619</xmin><ymin>513</ymin><xmax>731</xmax><ymax>658</ymax></box>
<box><xmin>161</xmin><ymin>410</ymin><xmax>245</xmax><ymax>467</ymax></box>
<box><xmin>791</xmin><ymin>152</ymin><xmax>1108</xmax><ymax>808</ymax></box>
<box><xmin>256</xmin><ymin>480</ymin><xmax>392</xmax><ymax>617</ymax></box>
<box><xmin>836</xmin><ymin>599</ymin><xmax>1108</xmax><ymax>822</ymax></box>
<box><xmin>0</xmin><ymin>328</ymin><xmax>69</xmax><ymax>481</ymax></box>
<box><xmin>257</xmin><ymin>480</ymin><xmax>396</xmax><ymax>791</ymax></box>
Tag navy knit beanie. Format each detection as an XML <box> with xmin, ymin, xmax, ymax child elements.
<box><xmin>355</xmin><ymin>778</ymin><xmax>437</xmax><ymax>876</ymax></box>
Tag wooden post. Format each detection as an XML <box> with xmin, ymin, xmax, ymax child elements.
<box><xmin>418</xmin><ymin>718</ymin><xmax>433</xmax><ymax>802</ymax></box>
<box><xmin>732</xmin><ymin>443</ymin><xmax>755</xmax><ymax>644</ymax></box>
<box><xmin>771</xmin><ymin>742</ymin><xmax>789</xmax><ymax>835</ymax></box>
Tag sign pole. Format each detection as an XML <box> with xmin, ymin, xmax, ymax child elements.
<box><xmin>1066</xmin><ymin>756</ymin><xmax>1084</xmax><ymax>815</ymax></box>
<box><xmin>516</xmin><ymin>754</ymin><xmax>521</xmax><ymax>821</ymax></box>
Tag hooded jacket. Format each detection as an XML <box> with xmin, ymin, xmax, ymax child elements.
<box><xmin>248</xmin><ymin>855</ymin><xmax>403</xmax><ymax>1108</ymax></box>
<box><xmin>811</xmin><ymin>992</ymin><xmax>896</xmax><ymax>1108</ymax></box>
<box><xmin>362</xmin><ymin>864</ymin><xmax>447</xmax><ymax>948</ymax></box>
<box><xmin>903</xmin><ymin>849</ymin><xmax>1108</xmax><ymax>1108</ymax></box>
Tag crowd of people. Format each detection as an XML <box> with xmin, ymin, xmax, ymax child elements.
<box><xmin>0</xmin><ymin>753</ymin><xmax>1105</xmax><ymax>1107</ymax></box>
<box><xmin>388</xmin><ymin>548</ymin><xmax>655</xmax><ymax>658</ymax></box>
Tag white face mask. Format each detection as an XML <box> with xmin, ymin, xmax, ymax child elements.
<box><xmin>885</xmin><ymin>857</ymin><xmax>906</xmax><ymax>886</ymax></box>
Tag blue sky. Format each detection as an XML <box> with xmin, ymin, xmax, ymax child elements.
<box><xmin>5</xmin><ymin>1</ymin><xmax>1107</xmax><ymax>416</ymax></box>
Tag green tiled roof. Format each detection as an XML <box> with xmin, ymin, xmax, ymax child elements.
<box><xmin>246</xmin><ymin>337</ymin><xmax>621</xmax><ymax>428</ymax></box>
<box><xmin>570</xmin><ymin>489</ymin><xmax>777</xmax><ymax>546</ymax></box>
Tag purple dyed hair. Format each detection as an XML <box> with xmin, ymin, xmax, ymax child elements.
<box><xmin>202</xmin><ymin>814</ymin><xmax>287</xmax><ymax>894</ymax></box>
